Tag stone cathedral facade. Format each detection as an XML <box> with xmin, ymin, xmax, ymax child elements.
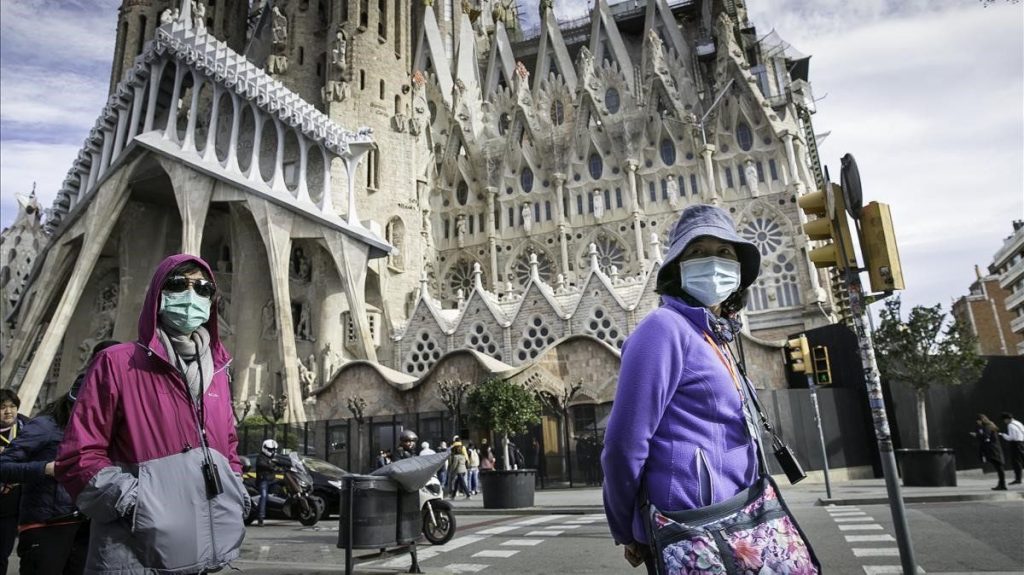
<box><xmin>2</xmin><ymin>0</ymin><xmax>836</xmax><ymax>427</ymax></box>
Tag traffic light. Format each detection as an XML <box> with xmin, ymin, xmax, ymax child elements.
<box><xmin>811</xmin><ymin>345</ymin><xmax>832</xmax><ymax>385</ymax></box>
<box><xmin>858</xmin><ymin>201</ymin><xmax>905</xmax><ymax>292</ymax></box>
<box><xmin>786</xmin><ymin>335</ymin><xmax>810</xmax><ymax>374</ymax></box>
<box><xmin>798</xmin><ymin>183</ymin><xmax>858</xmax><ymax>271</ymax></box>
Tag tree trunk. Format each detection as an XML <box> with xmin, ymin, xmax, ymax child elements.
<box><xmin>501</xmin><ymin>434</ymin><xmax>511</xmax><ymax>471</ymax></box>
<box><xmin>916</xmin><ymin>387</ymin><xmax>929</xmax><ymax>450</ymax></box>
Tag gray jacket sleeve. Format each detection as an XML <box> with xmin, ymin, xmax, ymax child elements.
<box><xmin>76</xmin><ymin>466</ymin><xmax>139</xmax><ymax>523</ymax></box>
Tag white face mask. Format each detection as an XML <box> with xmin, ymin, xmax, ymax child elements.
<box><xmin>679</xmin><ymin>256</ymin><xmax>741</xmax><ymax>307</ymax></box>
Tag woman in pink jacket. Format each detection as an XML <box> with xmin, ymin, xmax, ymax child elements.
<box><xmin>56</xmin><ymin>254</ymin><xmax>249</xmax><ymax>574</ymax></box>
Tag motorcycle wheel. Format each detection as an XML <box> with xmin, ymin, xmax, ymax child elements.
<box><xmin>298</xmin><ymin>496</ymin><xmax>324</xmax><ymax>526</ymax></box>
<box><xmin>422</xmin><ymin>504</ymin><xmax>456</xmax><ymax>545</ymax></box>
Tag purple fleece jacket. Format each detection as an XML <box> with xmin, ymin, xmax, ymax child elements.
<box><xmin>601</xmin><ymin>296</ymin><xmax>758</xmax><ymax>544</ymax></box>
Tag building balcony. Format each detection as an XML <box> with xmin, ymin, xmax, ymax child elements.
<box><xmin>992</xmin><ymin>227</ymin><xmax>1024</xmax><ymax>270</ymax></box>
<box><xmin>1005</xmin><ymin>286</ymin><xmax>1024</xmax><ymax>314</ymax></box>
<box><xmin>999</xmin><ymin>255</ymin><xmax>1024</xmax><ymax>290</ymax></box>
<box><xmin>1010</xmin><ymin>313</ymin><xmax>1024</xmax><ymax>335</ymax></box>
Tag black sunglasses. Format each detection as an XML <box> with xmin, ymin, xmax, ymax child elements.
<box><xmin>164</xmin><ymin>276</ymin><xmax>217</xmax><ymax>298</ymax></box>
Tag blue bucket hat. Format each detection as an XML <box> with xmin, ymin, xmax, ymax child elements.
<box><xmin>658</xmin><ymin>204</ymin><xmax>761</xmax><ymax>290</ymax></box>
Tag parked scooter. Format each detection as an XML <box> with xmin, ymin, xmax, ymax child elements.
<box><xmin>242</xmin><ymin>452</ymin><xmax>325</xmax><ymax>526</ymax></box>
<box><xmin>420</xmin><ymin>473</ymin><xmax>455</xmax><ymax>544</ymax></box>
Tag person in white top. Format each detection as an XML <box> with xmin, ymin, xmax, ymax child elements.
<box><xmin>999</xmin><ymin>412</ymin><xmax>1024</xmax><ymax>485</ymax></box>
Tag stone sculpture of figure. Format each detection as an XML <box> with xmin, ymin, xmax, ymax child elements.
<box><xmin>192</xmin><ymin>0</ymin><xmax>206</xmax><ymax>31</ymax></box>
<box><xmin>744</xmin><ymin>160</ymin><xmax>759</xmax><ymax>195</ymax></box>
<box><xmin>331</xmin><ymin>30</ymin><xmax>348</xmax><ymax>77</ymax></box>
<box><xmin>540</xmin><ymin>0</ymin><xmax>554</xmax><ymax>14</ymax></box>
<box><xmin>272</xmin><ymin>6</ymin><xmax>288</xmax><ymax>47</ymax></box>
<box><xmin>592</xmin><ymin>189</ymin><xmax>605</xmax><ymax>219</ymax></box>
<box><xmin>522</xmin><ymin>203</ymin><xmax>533</xmax><ymax>233</ymax></box>
<box><xmin>456</xmin><ymin>214</ymin><xmax>468</xmax><ymax>247</ymax></box>
<box><xmin>666</xmin><ymin>177</ymin><xmax>680</xmax><ymax>208</ymax></box>
<box><xmin>261</xmin><ymin>299</ymin><xmax>277</xmax><ymax>340</ymax></box>
<box><xmin>321</xmin><ymin>342</ymin><xmax>341</xmax><ymax>383</ymax></box>
<box><xmin>298</xmin><ymin>354</ymin><xmax>318</xmax><ymax>395</ymax></box>
<box><xmin>295</xmin><ymin>302</ymin><xmax>313</xmax><ymax>340</ymax></box>
<box><xmin>160</xmin><ymin>8</ymin><xmax>177</xmax><ymax>25</ymax></box>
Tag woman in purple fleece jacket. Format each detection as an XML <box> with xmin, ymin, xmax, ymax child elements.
<box><xmin>601</xmin><ymin>204</ymin><xmax>763</xmax><ymax>572</ymax></box>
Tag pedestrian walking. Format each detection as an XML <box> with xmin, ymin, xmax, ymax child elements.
<box><xmin>973</xmin><ymin>414</ymin><xmax>1007</xmax><ymax>490</ymax></box>
<box><xmin>419</xmin><ymin>441</ymin><xmax>436</xmax><ymax>456</ymax></box>
<box><xmin>437</xmin><ymin>441</ymin><xmax>449</xmax><ymax>491</ymax></box>
<box><xmin>600</xmin><ymin>204</ymin><xmax>818</xmax><ymax>574</ymax></box>
<box><xmin>466</xmin><ymin>441</ymin><xmax>480</xmax><ymax>495</ymax></box>
<box><xmin>255</xmin><ymin>439</ymin><xmax>279</xmax><ymax>527</ymax></box>
<box><xmin>55</xmin><ymin>254</ymin><xmax>250</xmax><ymax>574</ymax></box>
<box><xmin>478</xmin><ymin>438</ymin><xmax>495</xmax><ymax>472</ymax></box>
<box><xmin>447</xmin><ymin>437</ymin><xmax>471</xmax><ymax>499</ymax></box>
<box><xmin>998</xmin><ymin>412</ymin><xmax>1024</xmax><ymax>485</ymax></box>
<box><xmin>0</xmin><ymin>340</ymin><xmax>114</xmax><ymax>575</ymax></box>
<box><xmin>0</xmin><ymin>388</ymin><xmax>29</xmax><ymax>574</ymax></box>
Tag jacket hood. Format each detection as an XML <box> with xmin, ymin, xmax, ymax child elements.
<box><xmin>139</xmin><ymin>254</ymin><xmax>229</xmax><ymax>367</ymax></box>
<box><xmin>658</xmin><ymin>204</ymin><xmax>761</xmax><ymax>291</ymax></box>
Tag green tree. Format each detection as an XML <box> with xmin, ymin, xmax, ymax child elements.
<box><xmin>466</xmin><ymin>378</ymin><xmax>542</xmax><ymax>470</ymax></box>
<box><xmin>872</xmin><ymin>296</ymin><xmax>985</xmax><ymax>449</ymax></box>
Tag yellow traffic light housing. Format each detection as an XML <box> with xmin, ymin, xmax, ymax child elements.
<box><xmin>811</xmin><ymin>345</ymin><xmax>832</xmax><ymax>385</ymax></box>
<box><xmin>786</xmin><ymin>335</ymin><xmax>811</xmax><ymax>374</ymax></box>
<box><xmin>858</xmin><ymin>201</ymin><xmax>905</xmax><ymax>292</ymax></box>
<box><xmin>798</xmin><ymin>184</ymin><xmax>858</xmax><ymax>271</ymax></box>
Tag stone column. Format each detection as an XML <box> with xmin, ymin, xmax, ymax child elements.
<box><xmin>321</xmin><ymin>232</ymin><xmax>378</xmax><ymax>364</ymax></box>
<box><xmin>782</xmin><ymin>131</ymin><xmax>801</xmax><ymax>192</ymax></box>
<box><xmin>161</xmin><ymin>160</ymin><xmax>215</xmax><ymax>256</ymax></box>
<box><xmin>626</xmin><ymin>160</ymin><xmax>645</xmax><ymax>264</ymax></box>
<box><xmin>486</xmin><ymin>186</ymin><xmax>499</xmax><ymax>290</ymax></box>
<box><xmin>248</xmin><ymin>198</ymin><xmax>306</xmax><ymax>423</ymax></box>
<box><xmin>554</xmin><ymin>173</ymin><xmax>570</xmax><ymax>277</ymax></box>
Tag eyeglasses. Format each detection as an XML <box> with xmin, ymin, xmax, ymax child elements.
<box><xmin>163</xmin><ymin>276</ymin><xmax>217</xmax><ymax>298</ymax></box>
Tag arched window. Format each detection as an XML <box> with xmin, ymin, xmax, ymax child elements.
<box><xmin>736</xmin><ymin>122</ymin><xmax>753</xmax><ymax>151</ymax></box>
<box><xmin>456</xmin><ymin>181</ymin><xmax>469</xmax><ymax>205</ymax></box>
<box><xmin>604</xmin><ymin>87</ymin><xmax>620</xmax><ymax>113</ymax></box>
<box><xmin>588</xmin><ymin>153</ymin><xmax>603</xmax><ymax>180</ymax></box>
<box><xmin>550</xmin><ymin>99</ymin><xmax>565</xmax><ymax>125</ymax></box>
<box><xmin>366</xmin><ymin>147</ymin><xmax>380</xmax><ymax>189</ymax></box>
<box><xmin>379</xmin><ymin>79</ymin><xmax>386</xmax><ymax>100</ymax></box>
<box><xmin>520</xmin><ymin>167</ymin><xmax>534</xmax><ymax>193</ymax></box>
<box><xmin>660</xmin><ymin>138</ymin><xmax>676</xmax><ymax>166</ymax></box>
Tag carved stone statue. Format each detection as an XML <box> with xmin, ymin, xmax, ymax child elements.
<box><xmin>330</xmin><ymin>30</ymin><xmax>348</xmax><ymax>78</ymax></box>
<box><xmin>592</xmin><ymin>189</ymin><xmax>605</xmax><ymax>219</ymax></box>
<box><xmin>192</xmin><ymin>0</ymin><xmax>206</xmax><ymax>31</ymax></box>
<box><xmin>295</xmin><ymin>301</ymin><xmax>313</xmax><ymax>340</ymax></box>
<box><xmin>290</xmin><ymin>246</ymin><xmax>312</xmax><ymax>281</ymax></box>
<box><xmin>298</xmin><ymin>354</ymin><xmax>318</xmax><ymax>395</ymax></box>
<box><xmin>744</xmin><ymin>160</ymin><xmax>759</xmax><ymax>195</ymax></box>
<box><xmin>261</xmin><ymin>299</ymin><xmax>277</xmax><ymax>340</ymax></box>
<box><xmin>456</xmin><ymin>214</ymin><xmax>467</xmax><ymax>247</ymax></box>
<box><xmin>666</xmin><ymin>177</ymin><xmax>680</xmax><ymax>208</ymax></box>
<box><xmin>160</xmin><ymin>8</ymin><xmax>178</xmax><ymax>25</ymax></box>
<box><xmin>522</xmin><ymin>203</ymin><xmax>533</xmax><ymax>233</ymax></box>
<box><xmin>272</xmin><ymin>6</ymin><xmax>288</xmax><ymax>47</ymax></box>
<box><xmin>321</xmin><ymin>342</ymin><xmax>341</xmax><ymax>384</ymax></box>
<box><xmin>322</xmin><ymin>80</ymin><xmax>350</xmax><ymax>104</ymax></box>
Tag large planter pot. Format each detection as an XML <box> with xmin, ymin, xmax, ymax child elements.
<box><xmin>480</xmin><ymin>469</ymin><xmax>536</xmax><ymax>509</ymax></box>
<box><xmin>896</xmin><ymin>448</ymin><xmax>957</xmax><ymax>487</ymax></box>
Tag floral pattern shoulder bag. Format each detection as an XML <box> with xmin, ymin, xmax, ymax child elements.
<box><xmin>642</xmin><ymin>370</ymin><xmax>821</xmax><ymax>575</ymax></box>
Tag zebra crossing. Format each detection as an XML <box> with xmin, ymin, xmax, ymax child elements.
<box><xmin>361</xmin><ymin>513</ymin><xmax>606</xmax><ymax>573</ymax></box>
<box><xmin>824</xmin><ymin>505</ymin><xmax>925</xmax><ymax>574</ymax></box>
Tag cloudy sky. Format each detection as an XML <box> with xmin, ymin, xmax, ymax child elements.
<box><xmin>2</xmin><ymin>0</ymin><xmax>1022</xmax><ymax>318</ymax></box>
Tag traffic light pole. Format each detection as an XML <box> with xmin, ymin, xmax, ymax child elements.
<box><xmin>845</xmin><ymin>270</ymin><xmax>918</xmax><ymax>575</ymax></box>
<box><xmin>805</xmin><ymin>376</ymin><xmax>833</xmax><ymax>500</ymax></box>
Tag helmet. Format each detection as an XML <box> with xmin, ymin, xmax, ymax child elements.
<box><xmin>399</xmin><ymin>429</ymin><xmax>418</xmax><ymax>444</ymax></box>
<box><xmin>261</xmin><ymin>439</ymin><xmax>279</xmax><ymax>456</ymax></box>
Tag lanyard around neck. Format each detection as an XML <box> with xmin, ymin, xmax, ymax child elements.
<box><xmin>703</xmin><ymin>332</ymin><xmax>741</xmax><ymax>393</ymax></box>
<box><xmin>0</xmin><ymin>424</ymin><xmax>17</xmax><ymax>445</ymax></box>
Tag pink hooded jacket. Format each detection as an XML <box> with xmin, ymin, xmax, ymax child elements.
<box><xmin>56</xmin><ymin>254</ymin><xmax>247</xmax><ymax>574</ymax></box>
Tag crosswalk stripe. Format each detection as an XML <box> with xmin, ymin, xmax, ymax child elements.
<box><xmin>365</xmin><ymin>534</ymin><xmax>486</xmax><ymax>568</ymax></box>
<box><xmin>550</xmin><ymin>524</ymin><xmax>580</xmax><ymax>529</ymax></box>
<box><xmin>510</xmin><ymin>515</ymin><xmax>567</xmax><ymax>526</ymax></box>
<box><xmin>839</xmin><ymin>524</ymin><xmax>884</xmax><ymax>531</ymax></box>
<box><xmin>443</xmin><ymin>564</ymin><xmax>489</xmax><ymax>573</ymax></box>
<box><xmin>845</xmin><ymin>534</ymin><xmax>896</xmax><ymax>543</ymax></box>
<box><xmin>853</xmin><ymin>548</ymin><xmax>901</xmax><ymax>557</ymax></box>
<box><xmin>830</xmin><ymin>511</ymin><xmax>869</xmax><ymax>516</ymax></box>
<box><xmin>472</xmin><ymin>549</ymin><xmax>520</xmax><ymax>558</ymax></box>
<box><xmin>257</xmin><ymin>545</ymin><xmax>270</xmax><ymax>562</ymax></box>
<box><xmin>525</xmin><ymin>529</ymin><xmax>564</xmax><ymax>536</ymax></box>
<box><xmin>478</xmin><ymin>526</ymin><xmax>519</xmax><ymax>535</ymax></box>
<box><xmin>834</xmin><ymin>517</ymin><xmax>876</xmax><ymax>522</ymax></box>
<box><xmin>501</xmin><ymin>539</ymin><xmax>545</xmax><ymax>546</ymax></box>
<box><xmin>862</xmin><ymin>566</ymin><xmax>926</xmax><ymax>574</ymax></box>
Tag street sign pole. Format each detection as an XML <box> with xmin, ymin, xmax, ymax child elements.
<box><xmin>805</xmin><ymin>375</ymin><xmax>833</xmax><ymax>500</ymax></box>
<box><xmin>846</xmin><ymin>261</ymin><xmax>918</xmax><ymax>575</ymax></box>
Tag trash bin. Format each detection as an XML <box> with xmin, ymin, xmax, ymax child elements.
<box><xmin>338</xmin><ymin>475</ymin><xmax>398</xmax><ymax>549</ymax></box>
<box><xmin>396</xmin><ymin>488</ymin><xmax>420</xmax><ymax>544</ymax></box>
<box><xmin>896</xmin><ymin>448</ymin><xmax>957</xmax><ymax>487</ymax></box>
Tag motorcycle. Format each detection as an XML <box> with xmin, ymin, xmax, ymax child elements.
<box><xmin>242</xmin><ymin>452</ymin><xmax>326</xmax><ymax>526</ymax></box>
<box><xmin>420</xmin><ymin>474</ymin><xmax>456</xmax><ymax>545</ymax></box>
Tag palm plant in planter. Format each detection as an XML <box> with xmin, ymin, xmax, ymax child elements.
<box><xmin>466</xmin><ymin>377</ymin><xmax>542</xmax><ymax>508</ymax></box>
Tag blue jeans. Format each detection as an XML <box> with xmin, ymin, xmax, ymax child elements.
<box><xmin>468</xmin><ymin>468</ymin><xmax>479</xmax><ymax>493</ymax></box>
<box><xmin>257</xmin><ymin>479</ymin><xmax>271</xmax><ymax>520</ymax></box>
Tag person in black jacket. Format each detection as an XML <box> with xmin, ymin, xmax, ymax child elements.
<box><xmin>255</xmin><ymin>439</ymin><xmax>279</xmax><ymax>527</ymax></box>
<box><xmin>1</xmin><ymin>387</ymin><xmax>29</xmax><ymax>574</ymax></box>
<box><xmin>973</xmin><ymin>414</ymin><xmax>1007</xmax><ymax>491</ymax></box>
<box><xmin>0</xmin><ymin>340</ymin><xmax>117</xmax><ymax>574</ymax></box>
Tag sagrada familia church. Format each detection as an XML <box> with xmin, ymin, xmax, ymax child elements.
<box><xmin>1</xmin><ymin>0</ymin><xmax>837</xmax><ymax>432</ymax></box>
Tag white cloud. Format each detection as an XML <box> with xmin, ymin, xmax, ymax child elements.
<box><xmin>0</xmin><ymin>0</ymin><xmax>120</xmax><ymax>69</ymax></box>
<box><xmin>0</xmin><ymin>140</ymin><xmax>81</xmax><ymax>226</ymax></box>
<box><xmin>0</xmin><ymin>66</ymin><xmax>109</xmax><ymax>132</ymax></box>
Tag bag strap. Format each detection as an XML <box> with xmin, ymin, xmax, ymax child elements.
<box><xmin>723</xmin><ymin>342</ymin><xmax>793</xmax><ymax>478</ymax></box>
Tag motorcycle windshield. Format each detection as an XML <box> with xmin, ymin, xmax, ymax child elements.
<box><xmin>289</xmin><ymin>452</ymin><xmax>314</xmax><ymax>483</ymax></box>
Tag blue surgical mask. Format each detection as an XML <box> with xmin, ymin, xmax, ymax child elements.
<box><xmin>679</xmin><ymin>256</ymin><xmax>741</xmax><ymax>307</ymax></box>
<box><xmin>159</xmin><ymin>289</ymin><xmax>211</xmax><ymax>334</ymax></box>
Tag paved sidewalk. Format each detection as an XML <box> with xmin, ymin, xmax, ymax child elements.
<box><xmin>447</xmin><ymin>468</ymin><xmax>1024</xmax><ymax>515</ymax></box>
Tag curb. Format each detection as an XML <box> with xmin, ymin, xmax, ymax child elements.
<box><xmin>817</xmin><ymin>491</ymin><xmax>1024</xmax><ymax>506</ymax></box>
